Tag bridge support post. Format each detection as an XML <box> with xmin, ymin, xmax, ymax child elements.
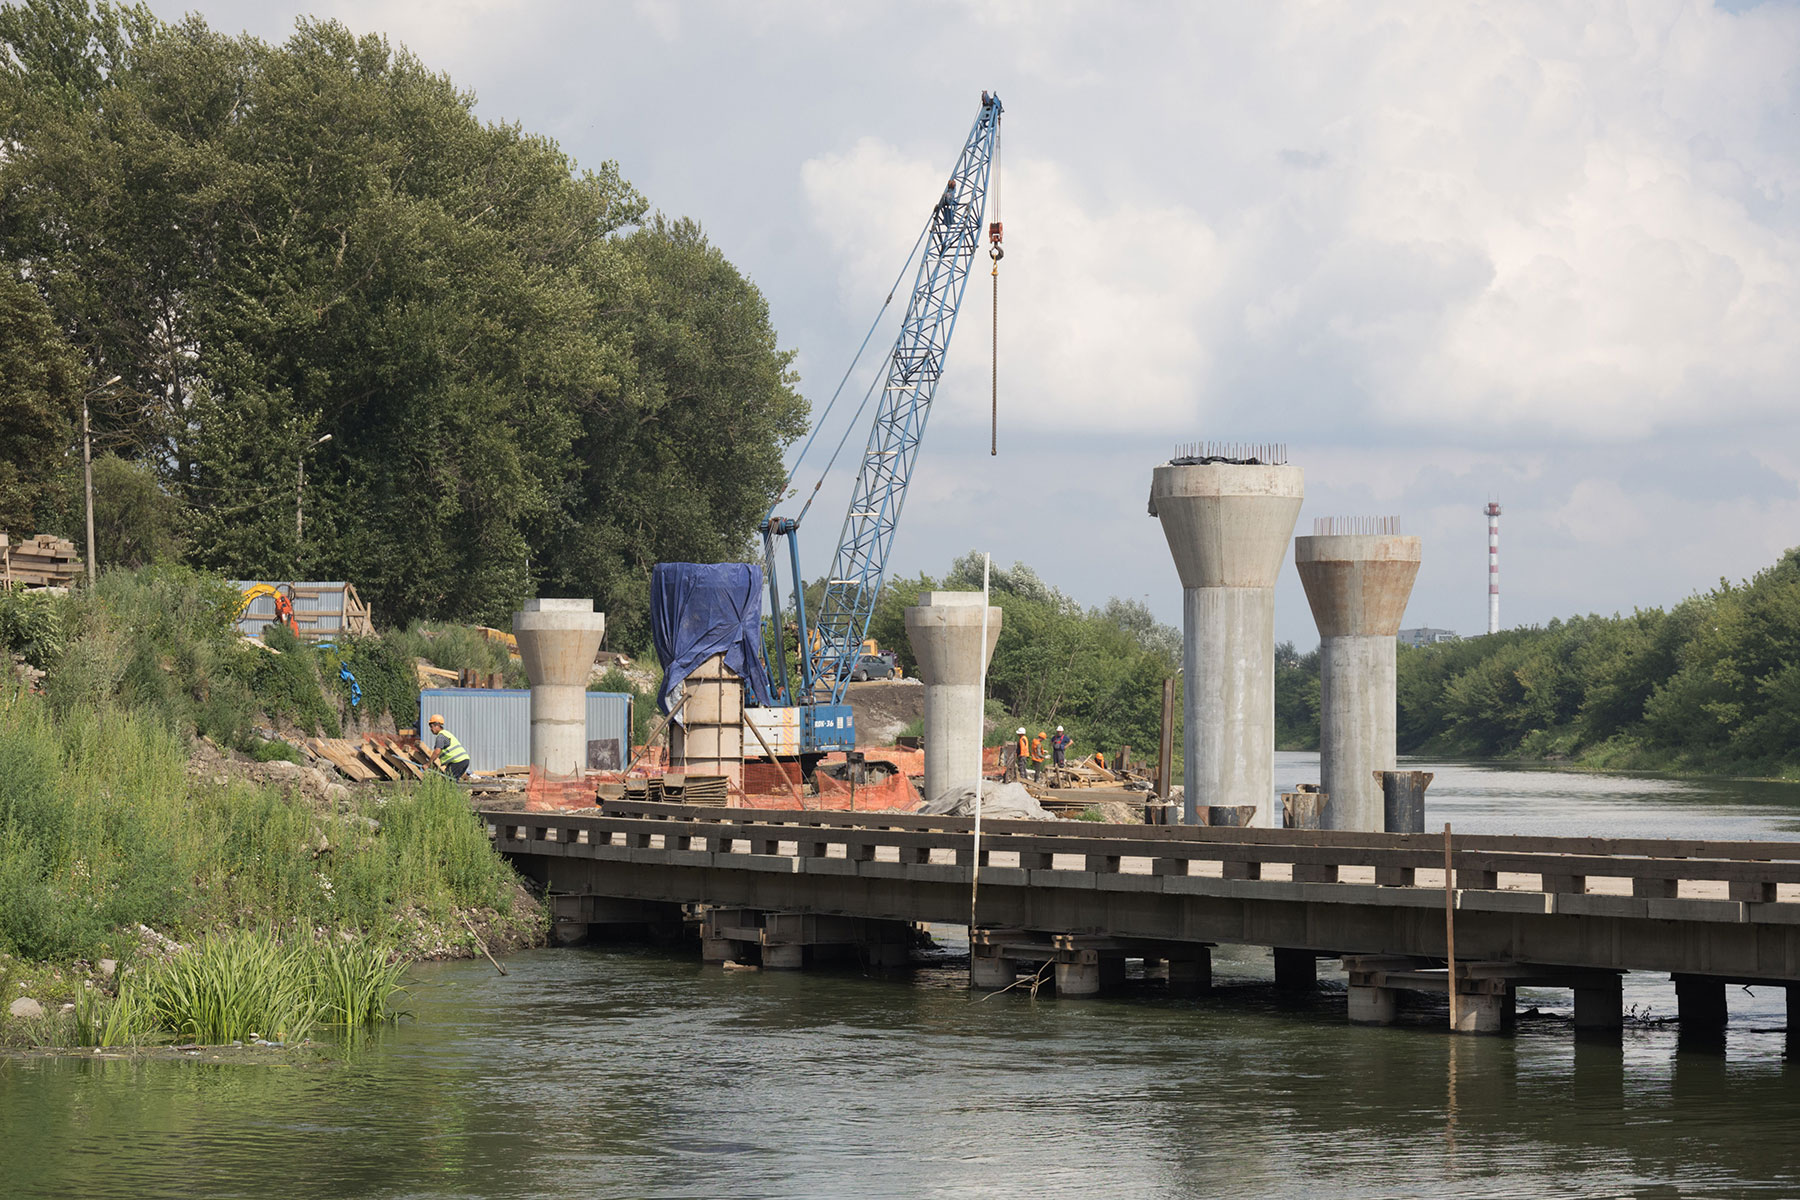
<box><xmin>1573</xmin><ymin>976</ymin><xmax>1624</xmax><ymax>1031</ymax></box>
<box><xmin>1674</xmin><ymin>974</ymin><xmax>1729</xmax><ymax>1029</ymax></box>
<box><xmin>1050</xmin><ymin>957</ymin><xmax>1110</xmax><ymax>997</ymax></box>
<box><xmin>970</xmin><ymin>945</ymin><xmax>1018</xmax><ymax>990</ymax></box>
<box><xmin>1166</xmin><ymin>952</ymin><xmax>1211</xmax><ymax>994</ymax></box>
<box><xmin>1273</xmin><ymin>948</ymin><xmax>1317</xmax><ymax>992</ymax></box>
<box><xmin>1347</xmin><ymin>983</ymin><xmax>1397</xmax><ymax>1025</ymax></box>
<box><xmin>1788</xmin><ymin>984</ymin><xmax>1800</xmax><ymax>1036</ymax></box>
<box><xmin>1451</xmin><ymin>984</ymin><xmax>1513</xmax><ymax>1034</ymax></box>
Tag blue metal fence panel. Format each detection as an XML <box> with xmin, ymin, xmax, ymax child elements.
<box><xmin>418</xmin><ymin>689</ymin><xmax>632</xmax><ymax>773</ymax></box>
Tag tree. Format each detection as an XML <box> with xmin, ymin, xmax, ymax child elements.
<box><xmin>0</xmin><ymin>273</ymin><xmax>82</xmax><ymax>535</ymax></box>
<box><xmin>2</xmin><ymin>8</ymin><xmax>817</xmax><ymax>640</ymax></box>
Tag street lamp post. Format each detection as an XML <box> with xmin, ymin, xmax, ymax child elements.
<box><xmin>83</xmin><ymin>375</ymin><xmax>122</xmax><ymax>587</ymax></box>
<box><xmin>297</xmin><ymin>433</ymin><xmax>332</xmax><ymax>545</ymax></box>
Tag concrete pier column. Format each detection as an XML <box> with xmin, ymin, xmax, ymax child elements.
<box><xmin>1452</xmin><ymin>985</ymin><xmax>1514</xmax><ymax>1034</ymax></box>
<box><xmin>904</xmin><ymin>592</ymin><xmax>1003</xmax><ymax>805</ymax></box>
<box><xmin>513</xmin><ymin>598</ymin><xmax>607</xmax><ymax>779</ymax></box>
<box><xmin>1149</xmin><ymin>458</ymin><xmax>1304</xmax><ymax>825</ymax></box>
<box><xmin>970</xmin><ymin>948</ymin><xmax>1017</xmax><ymax>990</ymax></box>
<box><xmin>1167</xmin><ymin>953</ymin><xmax>1212</xmax><ymax>994</ymax></box>
<box><xmin>1574</xmin><ymin>976</ymin><xmax>1625</xmax><ymax>1031</ymax></box>
<box><xmin>1274</xmin><ymin>948</ymin><xmax>1317</xmax><ymax>992</ymax></box>
<box><xmin>1056</xmin><ymin>957</ymin><xmax>1119</xmax><ymax>997</ymax></box>
<box><xmin>1788</xmin><ymin>984</ymin><xmax>1800</xmax><ymax>1036</ymax></box>
<box><xmin>761</xmin><ymin>943</ymin><xmax>805</xmax><ymax>971</ymax></box>
<box><xmin>1674</xmin><ymin>974</ymin><xmax>1729</xmax><ymax>1029</ymax></box>
<box><xmin>1293</xmin><ymin>530</ymin><xmax>1421</xmax><ymax>831</ymax></box>
<box><xmin>1348</xmin><ymin>983</ymin><xmax>1397</xmax><ymax>1025</ymax></box>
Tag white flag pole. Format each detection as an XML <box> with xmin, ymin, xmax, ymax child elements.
<box><xmin>968</xmin><ymin>553</ymin><xmax>992</xmax><ymax>962</ymax></box>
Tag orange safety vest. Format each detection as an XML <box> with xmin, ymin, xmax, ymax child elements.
<box><xmin>1095</xmin><ymin>751</ymin><xmax>1107</xmax><ymax>770</ymax></box>
<box><xmin>1031</xmin><ymin>737</ymin><xmax>1046</xmax><ymax>761</ymax></box>
<box><xmin>1015</xmin><ymin>735</ymin><xmax>1029</xmax><ymax>761</ymax></box>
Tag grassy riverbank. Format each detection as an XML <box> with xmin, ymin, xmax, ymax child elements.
<box><xmin>0</xmin><ymin>679</ymin><xmax>542</xmax><ymax>1047</ymax></box>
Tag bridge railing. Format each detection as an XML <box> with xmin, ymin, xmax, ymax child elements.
<box><xmin>481</xmin><ymin>801</ymin><xmax>1800</xmax><ymax>902</ymax></box>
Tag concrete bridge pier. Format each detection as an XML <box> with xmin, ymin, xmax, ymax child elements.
<box><xmin>512</xmin><ymin>598</ymin><xmax>607</xmax><ymax>778</ymax></box>
<box><xmin>1166</xmin><ymin>952</ymin><xmax>1212</xmax><ymax>994</ymax></box>
<box><xmin>702</xmin><ymin>908</ymin><xmax>913</xmax><ymax>969</ymax></box>
<box><xmin>1273</xmin><ymin>948</ymin><xmax>1318</xmax><ymax>992</ymax></box>
<box><xmin>904</xmin><ymin>591</ymin><xmax>1003</xmax><ymax>804</ymax></box>
<box><xmin>1573</xmin><ymin>975</ymin><xmax>1625</xmax><ymax>1031</ymax></box>
<box><xmin>550</xmin><ymin>895</ymin><xmax>685</xmax><ymax>946</ymax></box>
<box><xmin>1055</xmin><ymin>954</ymin><xmax>1127</xmax><ymax>997</ymax></box>
<box><xmin>1293</xmin><ymin>529</ymin><xmax>1421</xmax><ymax>831</ymax></box>
<box><xmin>1674</xmin><ymin>974</ymin><xmax>1729</xmax><ymax>1029</ymax></box>
<box><xmin>1149</xmin><ymin>457</ymin><xmax>1303</xmax><ymax>826</ymax></box>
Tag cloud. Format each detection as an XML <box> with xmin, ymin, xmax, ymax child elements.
<box><xmin>801</xmin><ymin>140</ymin><xmax>1223</xmax><ymax>433</ymax></box>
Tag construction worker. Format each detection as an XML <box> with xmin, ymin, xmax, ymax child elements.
<box><xmin>1011</xmin><ymin>727</ymin><xmax>1029</xmax><ymax>781</ymax></box>
<box><xmin>1094</xmin><ymin>748</ymin><xmax>1108</xmax><ymax>772</ymax></box>
<box><xmin>426</xmin><ymin>713</ymin><xmax>471</xmax><ymax>781</ymax></box>
<box><xmin>1051</xmin><ymin>725</ymin><xmax>1071</xmax><ymax>768</ymax></box>
<box><xmin>936</xmin><ymin>178</ymin><xmax>957</xmax><ymax>225</ymax></box>
<box><xmin>272</xmin><ymin>585</ymin><xmax>298</xmax><ymax>636</ymax></box>
<box><xmin>1032</xmin><ymin>731</ymin><xmax>1048</xmax><ymax>779</ymax></box>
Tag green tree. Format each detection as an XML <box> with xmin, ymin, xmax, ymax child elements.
<box><xmin>0</xmin><ymin>273</ymin><xmax>82</xmax><ymax>534</ymax></box>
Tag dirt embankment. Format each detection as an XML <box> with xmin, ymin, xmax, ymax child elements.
<box><xmin>844</xmin><ymin>679</ymin><xmax>925</xmax><ymax>745</ymax></box>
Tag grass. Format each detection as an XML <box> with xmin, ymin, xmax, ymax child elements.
<box><xmin>0</xmin><ymin>679</ymin><xmax>518</xmax><ymax>964</ymax></box>
<box><xmin>48</xmin><ymin>929</ymin><xmax>410</xmax><ymax>1047</ymax></box>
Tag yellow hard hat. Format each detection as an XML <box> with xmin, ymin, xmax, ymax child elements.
<box><xmin>428</xmin><ymin>714</ymin><xmax>445</xmax><ymax>726</ymax></box>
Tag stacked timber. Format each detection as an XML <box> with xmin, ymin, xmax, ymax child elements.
<box><xmin>305</xmin><ymin>734</ymin><xmax>433</xmax><ymax>783</ymax></box>
<box><xmin>1</xmin><ymin>534</ymin><xmax>82</xmax><ymax>589</ymax></box>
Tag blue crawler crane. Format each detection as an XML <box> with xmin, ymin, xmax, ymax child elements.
<box><xmin>757</xmin><ymin>92</ymin><xmax>1004</xmax><ymax>761</ymax></box>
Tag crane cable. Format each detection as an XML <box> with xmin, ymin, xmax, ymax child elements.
<box><xmin>770</xmin><ymin>218</ymin><xmax>933</xmax><ymax>525</ymax></box>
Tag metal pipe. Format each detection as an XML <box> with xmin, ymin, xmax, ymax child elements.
<box><xmin>762</xmin><ymin>525</ymin><xmax>791</xmax><ymax>705</ymax></box>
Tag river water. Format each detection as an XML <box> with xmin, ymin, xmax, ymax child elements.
<box><xmin>7</xmin><ymin>756</ymin><xmax>1800</xmax><ymax>1199</ymax></box>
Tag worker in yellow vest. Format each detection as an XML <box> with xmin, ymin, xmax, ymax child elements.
<box><xmin>426</xmin><ymin>713</ymin><xmax>472</xmax><ymax>780</ymax></box>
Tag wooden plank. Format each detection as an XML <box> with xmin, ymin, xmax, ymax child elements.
<box><xmin>309</xmin><ymin>738</ymin><xmax>377</xmax><ymax>783</ymax></box>
<box><xmin>357</xmin><ymin>747</ymin><xmax>400</xmax><ymax>781</ymax></box>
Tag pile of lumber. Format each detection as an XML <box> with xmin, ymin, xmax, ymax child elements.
<box><xmin>304</xmin><ymin>733</ymin><xmax>433</xmax><ymax>782</ymax></box>
<box><xmin>1</xmin><ymin>533</ymin><xmax>81</xmax><ymax>588</ymax></box>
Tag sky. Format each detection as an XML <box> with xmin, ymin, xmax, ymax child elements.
<box><xmin>191</xmin><ymin>0</ymin><xmax>1800</xmax><ymax>647</ymax></box>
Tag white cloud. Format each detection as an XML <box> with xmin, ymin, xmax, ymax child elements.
<box><xmin>801</xmin><ymin>141</ymin><xmax>1222</xmax><ymax>432</ymax></box>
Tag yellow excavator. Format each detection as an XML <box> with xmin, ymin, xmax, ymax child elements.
<box><xmin>237</xmin><ymin>583</ymin><xmax>298</xmax><ymax>636</ymax></box>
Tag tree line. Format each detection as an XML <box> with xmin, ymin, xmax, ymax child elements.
<box><xmin>1272</xmin><ymin>546</ymin><xmax>1800</xmax><ymax>776</ymax></box>
<box><xmin>0</xmin><ymin>1</ymin><xmax>806</xmax><ymax>648</ymax></box>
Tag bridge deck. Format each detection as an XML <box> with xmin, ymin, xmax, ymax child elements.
<box><xmin>485</xmin><ymin>800</ymin><xmax>1800</xmax><ymax>987</ymax></box>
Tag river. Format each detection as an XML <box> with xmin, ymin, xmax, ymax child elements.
<box><xmin>5</xmin><ymin>756</ymin><xmax>1800</xmax><ymax>1199</ymax></box>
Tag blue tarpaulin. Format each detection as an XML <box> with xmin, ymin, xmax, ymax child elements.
<box><xmin>650</xmin><ymin>563</ymin><xmax>776</xmax><ymax>715</ymax></box>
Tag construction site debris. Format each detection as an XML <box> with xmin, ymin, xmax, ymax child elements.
<box><xmin>923</xmin><ymin>781</ymin><xmax>1051</xmax><ymax>821</ymax></box>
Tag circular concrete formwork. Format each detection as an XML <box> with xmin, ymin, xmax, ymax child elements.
<box><xmin>512</xmin><ymin>598</ymin><xmax>607</xmax><ymax>779</ymax></box>
<box><xmin>1294</xmin><ymin>534</ymin><xmax>1421</xmax><ymax>831</ymax></box>
<box><xmin>904</xmin><ymin>591</ymin><xmax>1002</xmax><ymax>806</ymax></box>
<box><xmin>1149</xmin><ymin>462</ymin><xmax>1304</xmax><ymax>826</ymax></box>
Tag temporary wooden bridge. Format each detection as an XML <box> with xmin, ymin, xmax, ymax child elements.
<box><xmin>485</xmin><ymin>799</ymin><xmax>1800</xmax><ymax>1037</ymax></box>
